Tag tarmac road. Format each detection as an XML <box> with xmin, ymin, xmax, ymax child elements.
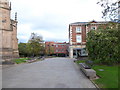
<box><xmin>2</xmin><ymin>57</ymin><xmax>96</xmax><ymax>88</ymax></box>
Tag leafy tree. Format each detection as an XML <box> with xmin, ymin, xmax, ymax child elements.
<box><xmin>18</xmin><ymin>43</ymin><xmax>28</xmax><ymax>57</ymax></box>
<box><xmin>86</xmin><ymin>0</ymin><xmax>120</xmax><ymax>65</ymax></box>
<box><xmin>86</xmin><ymin>22</ymin><xmax>119</xmax><ymax>65</ymax></box>
<box><xmin>28</xmin><ymin>33</ymin><xmax>44</xmax><ymax>57</ymax></box>
<box><xmin>97</xmin><ymin>0</ymin><xmax>119</xmax><ymax>22</ymax></box>
<box><xmin>39</xmin><ymin>43</ymin><xmax>45</xmax><ymax>56</ymax></box>
<box><xmin>45</xmin><ymin>44</ymin><xmax>54</xmax><ymax>56</ymax></box>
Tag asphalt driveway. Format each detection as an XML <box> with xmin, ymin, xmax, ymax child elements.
<box><xmin>2</xmin><ymin>57</ymin><xmax>96</xmax><ymax>88</ymax></box>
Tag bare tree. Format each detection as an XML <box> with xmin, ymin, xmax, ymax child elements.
<box><xmin>97</xmin><ymin>0</ymin><xmax>119</xmax><ymax>22</ymax></box>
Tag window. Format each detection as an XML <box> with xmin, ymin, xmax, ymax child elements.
<box><xmin>56</xmin><ymin>50</ymin><xmax>58</xmax><ymax>52</ymax></box>
<box><xmin>91</xmin><ymin>26</ymin><xmax>96</xmax><ymax>30</ymax></box>
<box><xmin>76</xmin><ymin>35</ymin><xmax>82</xmax><ymax>43</ymax></box>
<box><xmin>76</xmin><ymin>27</ymin><xmax>82</xmax><ymax>33</ymax></box>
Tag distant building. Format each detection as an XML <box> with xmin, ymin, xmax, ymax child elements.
<box><xmin>45</xmin><ymin>41</ymin><xmax>55</xmax><ymax>55</ymax></box>
<box><xmin>0</xmin><ymin>0</ymin><xmax>19</xmax><ymax>61</ymax></box>
<box><xmin>54</xmin><ymin>42</ymin><xmax>69</xmax><ymax>56</ymax></box>
<box><xmin>45</xmin><ymin>41</ymin><xmax>69</xmax><ymax>56</ymax></box>
<box><xmin>68</xmin><ymin>20</ymin><xmax>107</xmax><ymax>58</ymax></box>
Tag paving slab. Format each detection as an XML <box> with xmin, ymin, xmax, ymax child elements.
<box><xmin>2</xmin><ymin>57</ymin><xmax>96</xmax><ymax>88</ymax></box>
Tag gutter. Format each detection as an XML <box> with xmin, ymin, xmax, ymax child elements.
<box><xmin>90</xmin><ymin>79</ymin><xmax>100</xmax><ymax>90</ymax></box>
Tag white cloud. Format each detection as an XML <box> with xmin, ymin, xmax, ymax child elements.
<box><xmin>10</xmin><ymin>0</ymin><xmax>107</xmax><ymax>43</ymax></box>
<box><xmin>17</xmin><ymin>23</ymin><xmax>33</xmax><ymax>42</ymax></box>
<box><xmin>17</xmin><ymin>23</ymin><xmax>68</xmax><ymax>42</ymax></box>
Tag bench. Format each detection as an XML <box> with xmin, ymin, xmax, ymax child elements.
<box><xmin>28</xmin><ymin>59</ymin><xmax>36</xmax><ymax>63</ymax></box>
<box><xmin>79</xmin><ymin>63</ymin><xmax>96</xmax><ymax>79</ymax></box>
<box><xmin>41</xmin><ymin>57</ymin><xmax>45</xmax><ymax>60</ymax></box>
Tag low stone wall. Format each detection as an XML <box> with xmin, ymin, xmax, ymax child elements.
<box><xmin>79</xmin><ymin>63</ymin><xmax>96</xmax><ymax>79</ymax></box>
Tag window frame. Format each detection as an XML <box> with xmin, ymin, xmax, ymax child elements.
<box><xmin>76</xmin><ymin>35</ymin><xmax>82</xmax><ymax>43</ymax></box>
<box><xmin>76</xmin><ymin>26</ymin><xmax>82</xmax><ymax>33</ymax></box>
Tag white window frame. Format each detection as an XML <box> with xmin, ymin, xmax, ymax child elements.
<box><xmin>76</xmin><ymin>27</ymin><xmax>82</xmax><ymax>33</ymax></box>
<box><xmin>76</xmin><ymin>35</ymin><xmax>82</xmax><ymax>43</ymax></box>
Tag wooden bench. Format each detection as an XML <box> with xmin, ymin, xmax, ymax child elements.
<box><xmin>79</xmin><ymin>63</ymin><xmax>96</xmax><ymax>79</ymax></box>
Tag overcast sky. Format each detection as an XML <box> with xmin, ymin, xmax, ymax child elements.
<box><xmin>10</xmin><ymin>0</ymin><xmax>106</xmax><ymax>43</ymax></box>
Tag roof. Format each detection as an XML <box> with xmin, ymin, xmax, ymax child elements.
<box><xmin>70</xmin><ymin>22</ymin><xmax>88</xmax><ymax>25</ymax></box>
<box><xmin>69</xmin><ymin>20</ymin><xmax>109</xmax><ymax>25</ymax></box>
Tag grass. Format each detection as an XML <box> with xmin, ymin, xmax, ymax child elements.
<box><xmin>12</xmin><ymin>58</ymin><xmax>29</xmax><ymax>64</ymax></box>
<box><xmin>92</xmin><ymin>65</ymin><xmax>119</xmax><ymax>89</ymax></box>
<box><xmin>75</xmin><ymin>60</ymin><xmax>119</xmax><ymax>89</ymax></box>
<box><xmin>75</xmin><ymin>60</ymin><xmax>86</xmax><ymax>64</ymax></box>
<box><xmin>12</xmin><ymin>57</ymin><xmax>44</xmax><ymax>64</ymax></box>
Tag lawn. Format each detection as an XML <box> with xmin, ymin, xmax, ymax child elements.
<box><xmin>12</xmin><ymin>58</ymin><xmax>29</xmax><ymax>64</ymax></box>
<box><xmin>92</xmin><ymin>65</ymin><xmax>119</xmax><ymax>89</ymax></box>
<box><xmin>75</xmin><ymin>60</ymin><xmax>86</xmax><ymax>64</ymax></box>
<box><xmin>75</xmin><ymin>60</ymin><xmax>119</xmax><ymax>89</ymax></box>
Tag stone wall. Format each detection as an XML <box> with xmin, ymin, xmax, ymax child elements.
<box><xmin>0</xmin><ymin>0</ymin><xmax>19</xmax><ymax>61</ymax></box>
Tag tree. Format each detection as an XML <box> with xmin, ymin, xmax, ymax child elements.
<box><xmin>45</xmin><ymin>44</ymin><xmax>54</xmax><ymax>56</ymax></box>
<box><xmin>97</xmin><ymin>0</ymin><xmax>119</xmax><ymax>22</ymax></box>
<box><xmin>28</xmin><ymin>33</ymin><xmax>44</xmax><ymax>57</ymax></box>
<box><xmin>18</xmin><ymin>43</ymin><xmax>28</xmax><ymax>57</ymax></box>
<box><xmin>85</xmin><ymin>0</ymin><xmax>120</xmax><ymax>65</ymax></box>
<box><xmin>86</xmin><ymin>22</ymin><xmax>119</xmax><ymax>65</ymax></box>
<box><xmin>39</xmin><ymin>43</ymin><xmax>45</xmax><ymax>56</ymax></box>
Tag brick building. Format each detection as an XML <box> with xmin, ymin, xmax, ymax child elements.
<box><xmin>0</xmin><ymin>0</ymin><xmax>19</xmax><ymax>61</ymax></box>
<box><xmin>54</xmin><ymin>42</ymin><xmax>69</xmax><ymax>56</ymax></box>
<box><xmin>45</xmin><ymin>41</ymin><xmax>55</xmax><ymax>55</ymax></box>
<box><xmin>69</xmin><ymin>20</ymin><xmax>107</xmax><ymax>58</ymax></box>
<box><xmin>45</xmin><ymin>41</ymin><xmax>69</xmax><ymax>56</ymax></box>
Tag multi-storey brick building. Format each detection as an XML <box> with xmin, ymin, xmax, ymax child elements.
<box><xmin>45</xmin><ymin>41</ymin><xmax>69</xmax><ymax>56</ymax></box>
<box><xmin>0</xmin><ymin>0</ymin><xmax>19</xmax><ymax>61</ymax></box>
<box><xmin>54</xmin><ymin>42</ymin><xmax>69</xmax><ymax>56</ymax></box>
<box><xmin>69</xmin><ymin>20</ymin><xmax>107</xmax><ymax>58</ymax></box>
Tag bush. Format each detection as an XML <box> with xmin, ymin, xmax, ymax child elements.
<box><xmin>86</xmin><ymin>22</ymin><xmax>119</xmax><ymax>65</ymax></box>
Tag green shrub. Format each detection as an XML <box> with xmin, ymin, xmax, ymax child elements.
<box><xmin>75</xmin><ymin>60</ymin><xmax>86</xmax><ymax>64</ymax></box>
<box><xmin>86</xmin><ymin>22</ymin><xmax>119</xmax><ymax>65</ymax></box>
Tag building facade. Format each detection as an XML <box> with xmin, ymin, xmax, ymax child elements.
<box><xmin>69</xmin><ymin>20</ymin><xmax>107</xmax><ymax>58</ymax></box>
<box><xmin>54</xmin><ymin>42</ymin><xmax>69</xmax><ymax>56</ymax></box>
<box><xmin>0</xmin><ymin>0</ymin><xmax>19</xmax><ymax>61</ymax></box>
<box><xmin>45</xmin><ymin>41</ymin><xmax>69</xmax><ymax>56</ymax></box>
<box><xmin>45</xmin><ymin>41</ymin><xmax>55</xmax><ymax>55</ymax></box>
